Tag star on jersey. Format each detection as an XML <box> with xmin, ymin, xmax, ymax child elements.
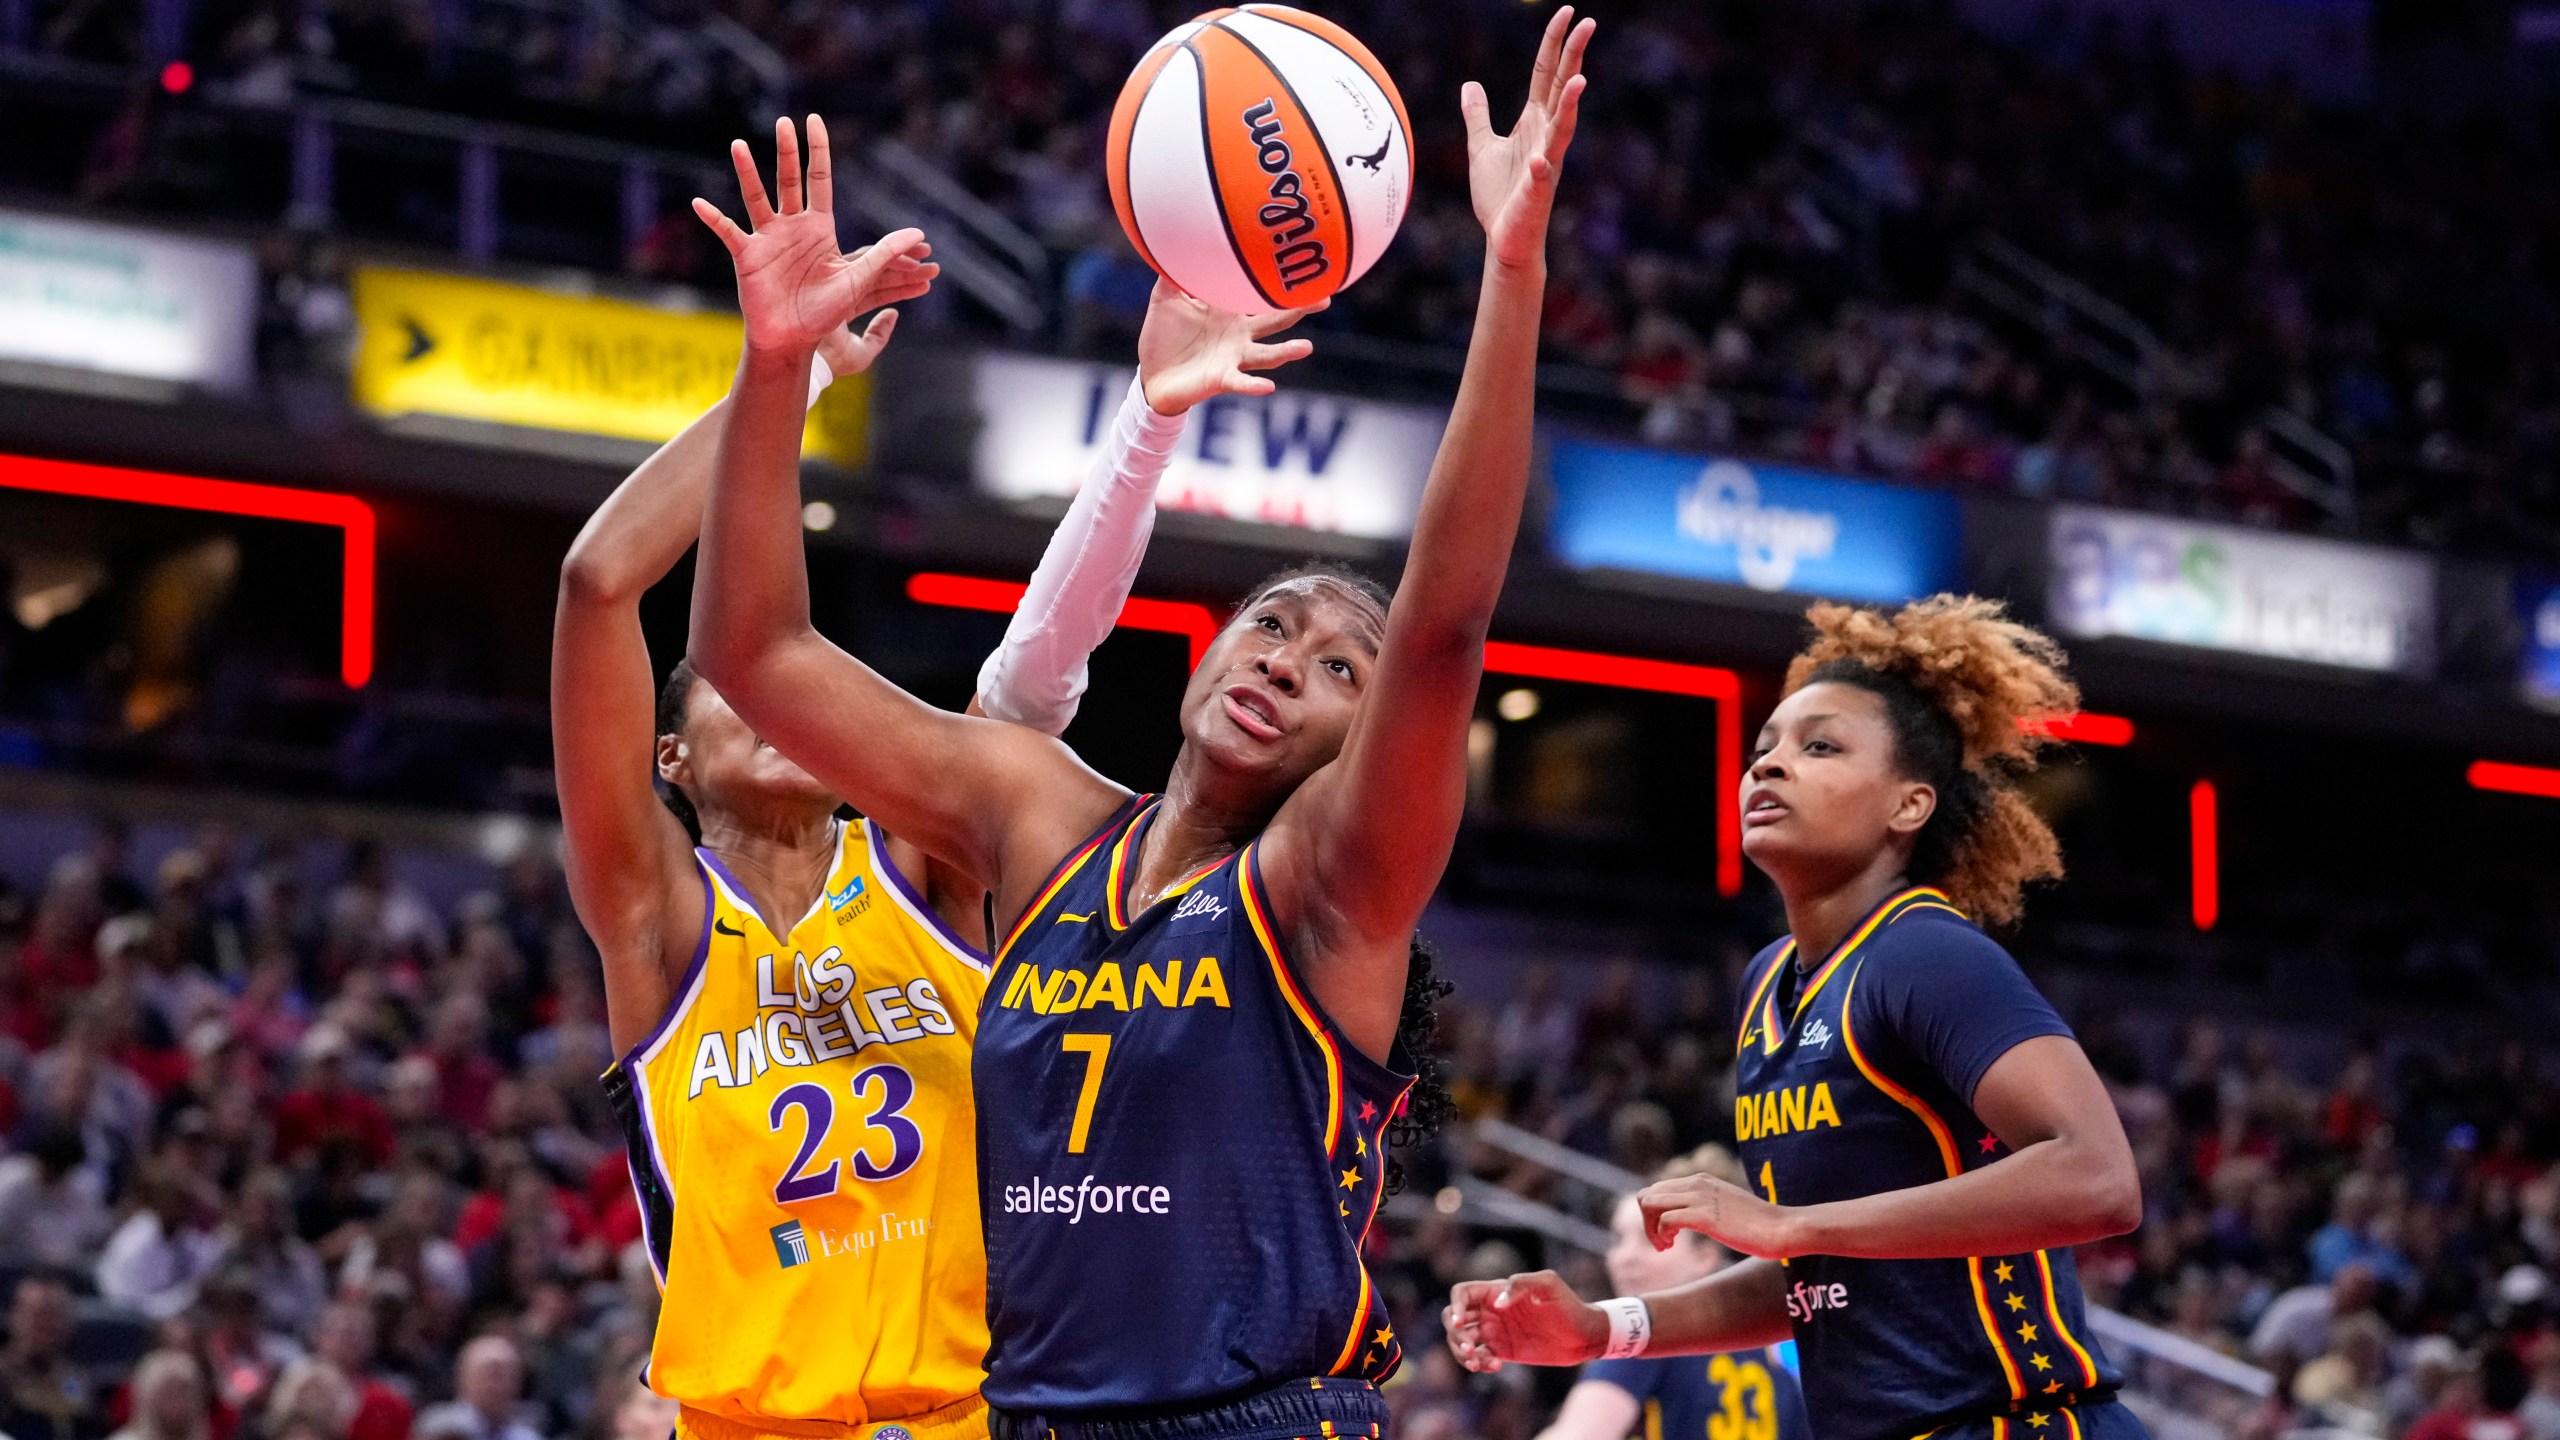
<box><xmin>1993</xmin><ymin>1261</ymin><xmax>2015</xmax><ymax>1283</ymax></box>
<box><xmin>1980</xmin><ymin>1134</ymin><xmax>2003</xmax><ymax>1154</ymax></box>
<box><xmin>2005</xmin><ymin>1293</ymin><xmax>2028</xmax><ymax>1312</ymax></box>
<box><xmin>1338</xmin><ymin>1167</ymin><xmax>1362</xmax><ymax>1191</ymax></box>
<box><xmin>1358</xmin><ymin>1101</ymin><xmax>1377</xmax><ymax>1122</ymax></box>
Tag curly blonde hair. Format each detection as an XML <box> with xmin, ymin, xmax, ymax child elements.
<box><xmin>1781</xmin><ymin>596</ymin><xmax>2079</xmax><ymax>926</ymax></box>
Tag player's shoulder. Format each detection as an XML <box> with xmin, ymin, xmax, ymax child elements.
<box><xmin>1855</xmin><ymin>894</ymin><xmax>2026</xmax><ymax>988</ymax></box>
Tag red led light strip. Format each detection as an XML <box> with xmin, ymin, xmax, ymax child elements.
<box><xmin>903</xmin><ymin>573</ymin><xmax>1218</xmax><ymax>668</ymax></box>
<box><xmin>1480</xmin><ymin>641</ymin><xmax>1745</xmax><ymax>897</ymax></box>
<box><xmin>2469</xmin><ymin>760</ymin><xmax>2560</xmax><ymax>800</ymax></box>
<box><xmin>2024</xmin><ymin>711</ymin><xmax>2135</xmax><ymax>746</ymax></box>
<box><xmin>0</xmin><ymin>454</ymin><xmax>375</xmax><ymax>687</ymax></box>
<box><xmin>904</xmin><ymin>576</ymin><xmax>1750</xmax><ymax>897</ymax></box>
<box><xmin>2190</xmin><ymin>780</ymin><xmax>2219</xmax><ymax>932</ymax></box>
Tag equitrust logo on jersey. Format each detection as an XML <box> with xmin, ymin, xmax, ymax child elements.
<box><xmin>770</xmin><ymin>1220</ymin><xmax>810</xmax><ymax>1268</ymax></box>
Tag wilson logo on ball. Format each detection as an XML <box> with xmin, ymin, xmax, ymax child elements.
<box><xmin>1107</xmin><ymin>5</ymin><xmax>1411</xmax><ymax>314</ymax></box>
<box><xmin>1240</xmin><ymin>98</ymin><xmax>1329</xmax><ymax>292</ymax></box>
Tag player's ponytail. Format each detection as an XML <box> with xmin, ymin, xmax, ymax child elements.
<box><xmin>1384</xmin><ymin>935</ymin><xmax>1456</xmax><ymax>1195</ymax></box>
<box><xmin>1783</xmin><ymin>596</ymin><xmax>2077</xmax><ymax>927</ymax></box>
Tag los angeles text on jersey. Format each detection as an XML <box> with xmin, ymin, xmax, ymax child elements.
<box><xmin>997</xmin><ymin>1174</ymin><xmax>1176</xmax><ymax>1224</ymax></box>
<box><xmin>686</xmin><ymin>947</ymin><xmax>956</xmax><ymax>1097</ymax></box>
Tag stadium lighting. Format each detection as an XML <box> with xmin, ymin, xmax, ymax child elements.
<box><xmin>0</xmin><ymin>453</ymin><xmax>375</xmax><ymax>687</ymax></box>
<box><xmin>2468</xmin><ymin>760</ymin><xmax>2560</xmax><ymax>800</ymax></box>
<box><xmin>904</xmin><ymin>574</ymin><xmax>1753</xmax><ymax>897</ymax></box>
<box><xmin>2191</xmin><ymin>780</ymin><xmax>2219</xmax><ymax>932</ymax></box>
<box><xmin>2024</xmin><ymin>711</ymin><xmax>2135</xmax><ymax>746</ymax></box>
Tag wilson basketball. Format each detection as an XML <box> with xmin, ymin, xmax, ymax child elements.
<box><xmin>1106</xmin><ymin>6</ymin><xmax>1411</xmax><ymax>315</ymax></box>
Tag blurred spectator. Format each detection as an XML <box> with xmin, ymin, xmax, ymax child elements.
<box><xmin>308</xmin><ymin>1303</ymin><xmax>411</xmax><ymax>1440</ymax></box>
<box><xmin>0</xmin><ymin>1128</ymin><xmax>112</xmax><ymax>1271</ymax></box>
<box><xmin>273</xmin><ymin>1032</ymin><xmax>393</xmax><ymax>1170</ymax></box>
<box><xmin>105</xmin><ymin>1350</ymin><xmax>206</xmax><ymax>1440</ymax></box>
<box><xmin>95</xmin><ymin>1165</ymin><xmax>228</xmax><ymax>1321</ymax></box>
<box><xmin>414</xmin><ymin>1336</ymin><xmax>543</xmax><ymax>1440</ymax></box>
<box><xmin>0</xmin><ymin>1276</ymin><xmax>99</xmax><ymax>1440</ymax></box>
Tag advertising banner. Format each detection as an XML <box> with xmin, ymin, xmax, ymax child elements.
<box><xmin>2048</xmin><ymin>506</ymin><xmax>2435</xmax><ymax>675</ymax></box>
<box><xmin>349</xmin><ymin>267</ymin><xmax>867</xmax><ymax>465</ymax></box>
<box><xmin>2521</xmin><ymin>572</ymin><xmax>2560</xmax><ymax>710</ymax></box>
<box><xmin>0</xmin><ymin>209</ymin><xmax>256</xmax><ymax>390</ymax></box>
<box><xmin>1545</xmin><ymin>438</ymin><xmax>1960</xmax><ymax>602</ymax></box>
<box><xmin>969</xmin><ymin>351</ymin><xmax>1443</xmax><ymax>541</ymax></box>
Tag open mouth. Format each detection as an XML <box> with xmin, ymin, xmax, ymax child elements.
<box><xmin>1221</xmin><ymin>685</ymin><xmax>1283</xmax><ymax>741</ymax></box>
<box><xmin>1743</xmin><ymin>788</ymin><xmax>1789</xmax><ymax>827</ymax></box>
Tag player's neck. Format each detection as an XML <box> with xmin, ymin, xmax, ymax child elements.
<box><xmin>699</xmin><ymin>808</ymin><xmax>839</xmax><ymax>932</ymax></box>
<box><xmin>1138</xmin><ymin>765</ymin><xmax>1272</xmax><ymax>907</ymax></box>
<box><xmin>1780</xmin><ymin>858</ymin><xmax>1914</xmax><ymax>971</ymax></box>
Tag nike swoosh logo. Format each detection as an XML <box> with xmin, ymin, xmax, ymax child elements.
<box><xmin>1057</xmin><ymin>912</ymin><xmax>1092</xmax><ymax>924</ymax></box>
<box><xmin>714</xmin><ymin>918</ymin><xmax>745</xmax><ymax>936</ymax></box>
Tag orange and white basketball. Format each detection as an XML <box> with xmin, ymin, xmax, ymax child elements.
<box><xmin>1106</xmin><ymin>6</ymin><xmax>1411</xmax><ymax>315</ymax></box>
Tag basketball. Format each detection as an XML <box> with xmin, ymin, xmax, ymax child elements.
<box><xmin>1106</xmin><ymin>6</ymin><xmax>1412</xmax><ymax>315</ymax></box>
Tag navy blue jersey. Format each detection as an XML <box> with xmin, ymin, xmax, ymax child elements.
<box><xmin>1731</xmin><ymin>887</ymin><xmax>2124</xmax><ymax>1440</ymax></box>
<box><xmin>1583</xmin><ymin>1345</ymin><xmax>1811</xmax><ymax>1440</ymax></box>
<box><xmin>975</xmin><ymin>797</ymin><xmax>1415</xmax><ymax>1414</ymax></box>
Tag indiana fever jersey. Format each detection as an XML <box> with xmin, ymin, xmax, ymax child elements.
<box><xmin>1585</xmin><ymin>1344</ymin><xmax>1811</xmax><ymax>1440</ymax></box>
<box><xmin>611</xmin><ymin>819</ymin><xmax>992</xmax><ymax>1429</ymax></box>
<box><xmin>1730</xmin><ymin>887</ymin><xmax>2122</xmax><ymax>1440</ymax></box>
<box><xmin>975</xmin><ymin>797</ymin><xmax>1416</xmax><ymax>1413</ymax></box>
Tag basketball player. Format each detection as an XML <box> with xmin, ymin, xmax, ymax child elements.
<box><xmin>682</xmin><ymin>12</ymin><xmax>1592</xmax><ymax>1440</ymax></box>
<box><xmin>1535</xmin><ymin>1147</ymin><xmax>1809</xmax><ymax>1440</ymax></box>
<box><xmin>556</xmin><ymin>182</ymin><xmax>1321</xmax><ymax>1440</ymax></box>
<box><xmin>1445</xmin><ymin>597</ymin><xmax>2150</xmax><ymax>1440</ymax></box>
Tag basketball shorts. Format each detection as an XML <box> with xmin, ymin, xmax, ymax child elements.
<box><xmin>987</xmin><ymin>1378</ymin><xmax>1387</xmax><ymax>1440</ymax></box>
<box><xmin>1921</xmin><ymin>1397</ymin><xmax>2150</xmax><ymax>1440</ymax></box>
<box><xmin>676</xmin><ymin>1395</ymin><xmax>989</xmax><ymax>1440</ymax></box>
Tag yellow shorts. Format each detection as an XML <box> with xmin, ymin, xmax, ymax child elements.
<box><xmin>675</xmin><ymin>1396</ymin><xmax>989</xmax><ymax>1440</ymax></box>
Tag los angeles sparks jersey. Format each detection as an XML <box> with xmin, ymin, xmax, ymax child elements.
<box><xmin>1582</xmin><ymin>1345</ymin><xmax>1811</xmax><ymax>1440</ymax></box>
<box><xmin>1730</xmin><ymin>887</ymin><xmax>2122</xmax><ymax>1440</ymax></box>
<box><xmin>608</xmin><ymin>819</ymin><xmax>992</xmax><ymax>1428</ymax></box>
<box><xmin>974</xmin><ymin>797</ymin><xmax>1415</xmax><ymax>1414</ymax></box>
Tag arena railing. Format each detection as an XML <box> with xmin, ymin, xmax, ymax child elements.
<box><xmin>1453</xmin><ymin>1119</ymin><xmax>2278</xmax><ymax>1438</ymax></box>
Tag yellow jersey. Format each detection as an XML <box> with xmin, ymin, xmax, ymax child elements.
<box><xmin>613</xmin><ymin>818</ymin><xmax>990</xmax><ymax>1431</ymax></box>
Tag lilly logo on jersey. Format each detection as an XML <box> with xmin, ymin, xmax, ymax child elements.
<box><xmin>996</xmin><ymin>957</ymin><xmax>1231</xmax><ymax>1014</ymax></box>
<box><xmin>1169</xmin><ymin>889</ymin><xmax>1228</xmax><ymax>925</ymax></box>
<box><xmin>1799</xmin><ymin>1017</ymin><xmax>1834</xmax><ymax>1051</ymax></box>
<box><xmin>1733</xmin><ymin>1082</ymin><xmax>1843</xmax><ymax>1142</ymax></box>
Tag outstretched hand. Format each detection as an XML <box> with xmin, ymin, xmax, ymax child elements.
<box><xmin>1442</xmin><ymin>1270</ymin><xmax>1606</xmax><ymax>1374</ymax></box>
<box><xmin>1638</xmin><ymin>1174</ymin><xmax>1799</xmax><ymax>1260</ymax></box>
<box><xmin>1135</xmin><ymin>279</ymin><xmax>1324</xmax><ymax>416</ymax></box>
<box><xmin>1459</xmin><ymin>6</ymin><xmax>1594</xmax><ymax>270</ymax></box>
<box><xmin>694</xmin><ymin>115</ymin><xmax>940</xmax><ymax>352</ymax></box>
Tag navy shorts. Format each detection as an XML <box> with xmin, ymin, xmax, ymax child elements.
<box><xmin>1923</xmin><ymin>1397</ymin><xmax>2150</xmax><ymax>1440</ymax></box>
<box><xmin>988</xmin><ymin>1379</ymin><xmax>1388</xmax><ymax>1440</ymax></box>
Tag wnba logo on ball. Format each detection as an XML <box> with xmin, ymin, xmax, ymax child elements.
<box><xmin>1240</xmin><ymin>99</ymin><xmax>1329</xmax><ymax>292</ymax></box>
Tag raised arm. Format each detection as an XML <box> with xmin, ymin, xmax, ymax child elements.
<box><xmin>686</xmin><ymin>116</ymin><xmax>1127</xmax><ymax>906</ymax></box>
<box><xmin>976</xmin><ymin>281</ymin><xmax>1321</xmax><ymax>734</ymax></box>
<box><xmin>556</xmin><ymin>307</ymin><xmax>907</xmax><ymax>1055</ymax></box>
<box><xmin>1261</xmin><ymin>10</ymin><xmax>1593</xmax><ymax>1042</ymax></box>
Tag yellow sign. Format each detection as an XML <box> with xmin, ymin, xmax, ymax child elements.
<box><xmin>348</xmin><ymin>267</ymin><xmax>868</xmax><ymax>467</ymax></box>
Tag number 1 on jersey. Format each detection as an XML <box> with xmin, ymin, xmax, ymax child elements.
<box><xmin>1061</xmin><ymin>1034</ymin><xmax>1111</xmax><ymax>1154</ymax></box>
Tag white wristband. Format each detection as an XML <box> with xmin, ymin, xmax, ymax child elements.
<box><xmin>1598</xmin><ymin>1296</ymin><xmax>1652</xmax><ymax>1360</ymax></box>
<box><xmin>805</xmin><ymin>351</ymin><xmax>834</xmax><ymax>411</ymax></box>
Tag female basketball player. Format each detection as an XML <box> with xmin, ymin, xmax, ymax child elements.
<box><xmin>557</xmin><ymin>189</ymin><xmax>1322</xmax><ymax>1440</ymax></box>
<box><xmin>684</xmin><ymin>13</ymin><xmax>1591</xmax><ymax>1440</ymax></box>
<box><xmin>1535</xmin><ymin>1146</ymin><xmax>1809</xmax><ymax>1440</ymax></box>
<box><xmin>1445</xmin><ymin>597</ymin><xmax>2150</xmax><ymax>1440</ymax></box>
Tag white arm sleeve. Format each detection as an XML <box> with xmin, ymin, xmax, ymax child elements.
<box><xmin>976</xmin><ymin>375</ymin><xmax>1189</xmax><ymax>735</ymax></box>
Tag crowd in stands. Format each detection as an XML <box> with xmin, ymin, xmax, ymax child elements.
<box><xmin>6</xmin><ymin>812</ymin><xmax>2560</xmax><ymax>1440</ymax></box>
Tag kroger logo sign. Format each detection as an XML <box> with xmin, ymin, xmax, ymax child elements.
<box><xmin>1548</xmin><ymin>439</ymin><xmax>1958</xmax><ymax>603</ymax></box>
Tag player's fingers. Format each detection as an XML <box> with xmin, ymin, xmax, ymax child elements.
<box><xmin>1238</xmin><ymin>338</ymin><xmax>1313</xmax><ymax>371</ymax></box>
<box><xmin>691</xmin><ymin>198</ymin><xmax>748</xmax><ymax>257</ymax></box>
<box><xmin>805</xmin><ymin>113</ymin><xmax>833</xmax><ymax>215</ymax></box>
<box><xmin>1558</xmin><ymin>15</ymin><xmax>1596</xmax><ymax>89</ymax></box>
<box><xmin>862</xmin><ymin>307</ymin><xmax>899</xmax><ymax>343</ymax></box>
<box><xmin>1220</xmin><ymin>368</ymin><xmax>1277</xmax><ymax>397</ymax></box>
<box><xmin>1458</xmin><ymin>80</ymin><xmax>1493</xmax><ymax>148</ymax></box>
<box><xmin>729</xmin><ymin>141</ymin><xmax>774</xmax><ymax>227</ymax></box>
<box><xmin>1526</xmin><ymin>6</ymin><xmax>1570</xmax><ymax>113</ymax></box>
<box><xmin>1249</xmin><ymin>297</ymin><xmax>1328</xmax><ymax>337</ymax></box>
<box><xmin>774</xmin><ymin>116</ymin><xmax>803</xmax><ymax>215</ymax></box>
<box><xmin>1544</xmin><ymin>74</ymin><xmax>1587</xmax><ymax>167</ymax></box>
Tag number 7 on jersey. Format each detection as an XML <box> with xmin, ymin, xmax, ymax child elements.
<box><xmin>1061</xmin><ymin>1034</ymin><xmax>1111</xmax><ymax>1154</ymax></box>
